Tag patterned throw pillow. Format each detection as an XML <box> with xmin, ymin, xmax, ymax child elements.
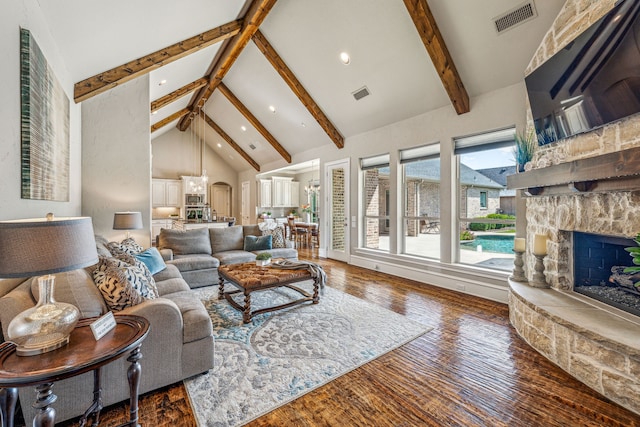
<box><xmin>92</xmin><ymin>256</ymin><xmax>158</xmax><ymax>311</ymax></box>
<box><xmin>121</xmin><ymin>237</ymin><xmax>144</xmax><ymax>253</ymax></box>
<box><xmin>261</xmin><ymin>226</ymin><xmax>286</xmax><ymax>248</ymax></box>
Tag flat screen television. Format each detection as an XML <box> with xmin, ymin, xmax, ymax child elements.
<box><xmin>525</xmin><ymin>0</ymin><xmax>640</xmax><ymax>146</ymax></box>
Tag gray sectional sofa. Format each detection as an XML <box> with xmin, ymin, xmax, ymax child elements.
<box><xmin>157</xmin><ymin>224</ymin><xmax>298</xmax><ymax>288</ymax></box>
<box><xmin>0</xmin><ymin>236</ymin><xmax>214</xmax><ymax>423</ymax></box>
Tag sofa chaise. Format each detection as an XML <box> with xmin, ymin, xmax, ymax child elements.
<box><xmin>157</xmin><ymin>224</ymin><xmax>298</xmax><ymax>288</ymax></box>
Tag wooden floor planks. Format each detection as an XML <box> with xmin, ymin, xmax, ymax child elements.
<box><xmin>57</xmin><ymin>247</ymin><xmax>640</xmax><ymax>427</ymax></box>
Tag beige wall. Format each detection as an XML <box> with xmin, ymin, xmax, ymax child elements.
<box><xmin>0</xmin><ymin>0</ymin><xmax>82</xmax><ymax>221</ymax></box>
<box><xmin>81</xmin><ymin>77</ymin><xmax>151</xmax><ymax>246</ymax></box>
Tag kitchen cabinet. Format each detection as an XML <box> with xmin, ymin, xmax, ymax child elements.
<box><xmin>259</xmin><ymin>179</ymin><xmax>272</xmax><ymax>208</ymax></box>
<box><xmin>272</xmin><ymin>177</ymin><xmax>293</xmax><ymax>207</ymax></box>
<box><xmin>152</xmin><ymin>179</ymin><xmax>181</xmax><ymax>207</ymax></box>
<box><xmin>182</xmin><ymin>176</ymin><xmax>207</xmax><ymax>203</ymax></box>
<box><xmin>291</xmin><ymin>181</ymin><xmax>299</xmax><ymax>207</ymax></box>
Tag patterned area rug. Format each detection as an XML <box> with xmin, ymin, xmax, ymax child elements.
<box><xmin>184</xmin><ymin>283</ymin><xmax>431</xmax><ymax>427</ymax></box>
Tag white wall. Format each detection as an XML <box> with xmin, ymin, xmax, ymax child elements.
<box><xmin>152</xmin><ymin>128</ymin><xmax>239</xmax><ymax>216</ymax></box>
<box><xmin>0</xmin><ymin>0</ymin><xmax>82</xmax><ymax>220</ymax></box>
<box><xmin>81</xmin><ymin>77</ymin><xmax>151</xmax><ymax>246</ymax></box>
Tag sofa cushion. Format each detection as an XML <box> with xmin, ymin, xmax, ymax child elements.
<box><xmin>169</xmin><ymin>254</ymin><xmax>220</xmax><ymax>272</ymax></box>
<box><xmin>31</xmin><ymin>269</ymin><xmax>107</xmax><ymax>318</ymax></box>
<box><xmin>135</xmin><ymin>247</ymin><xmax>166</xmax><ymax>275</ymax></box>
<box><xmin>92</xmin><ymin>257</ymin><xmax>158</xmax><ymax>311</ymax></box>
<box><xmin>213</xmin><ymin>250</ymin><xmax>257</xmax><ymax>265</ymax></box>
<box><xmin>154</xmin><ymin>277</ymin><xmax>191</xmax><ymax>296</ymax></box>
<box><xmin>158</xmin><ymin>228</ymin><xmax>212</xmax><ymax>255</ymax></box>
<box><xmin>209</xmin><ymin>226</ymin><xmax>244</xmax><ymax>253</ymax></box>
<box><xmin>162</xmin><ymin>290</ymin><xmax>213</xmax><ymax>343</ymax></box>
<box><xmin>253</xmin><ymin>247</ymin><xmax>298</xmax><ymax>260</ymax></box>
<box><xmin>152</xmin><ymin>263</ymin><xmax>182</xmax><ymax>282</ymax></box>
<box><xmin>244</xmin><ymin>234</ymin><xmax>272</xmax><ymax>251</ymax></box>
<box><xmin>94</xmin><ymin>235</ymin><xmax>112</xmax><ymax>258</ymax></box>
<box><xmin>243</xmin><ymin>224</ymin><xmax>261</xmax><ymax>237</ymax></box>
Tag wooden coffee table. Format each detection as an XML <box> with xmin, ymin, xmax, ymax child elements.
<box><xmin>218</xmin><ymin>261</ymin><xmax>320</xmax><ymax>323</ymax></box>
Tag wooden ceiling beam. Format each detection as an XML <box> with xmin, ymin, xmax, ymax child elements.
<box><xmin>218</xmin><ymin>83</ymin><xmax>291</xmax><ymax>163</ymax></box>
<box><xmin>151</xmin><ymin>77</ymin><xmax>209</xmax><ymax>113</ymax></box>
<box><xmin>74</xmin><ymin>20</ymin><xmax>242</xmax><ymax>103</ymax></box>
<box><xmin>403</xmin><ymin>0</ymin><xmax>470</xmax><ymax>115</ymax></box>
<box><xmin>252</xmin><ymin>30</ymin><xmax>344</xmax><ymax>149</ymax></box>
<box><xmin>151</xmin><ymin>108</ymin><xmax>191</xmax><ymax>133</ymax></box>
<box><xmin>178</xmin><ymin>0</ymin><xmax>277</xmax><ymax>131</ymax></box>
<box><xmin>203</xmin><ymin>113</ymin><xmax>261</xmax><ymax>171</ymax></box>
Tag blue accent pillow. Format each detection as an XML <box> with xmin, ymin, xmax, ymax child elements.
<box><xmin>244</xmin><ymin>235</ymin><xmax>272</xmax><ymax>251</ymax></box>
<box><xmin>134</xmin><ymin>247</ymin><xmax>166</xmax><ymax>275</ymax></box>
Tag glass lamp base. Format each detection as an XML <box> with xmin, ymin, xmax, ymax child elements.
<box><xmin>7</xmin><ymin>275</ymin><xmax>79</xmax><ymax>357</ymax></box>
<box><xmin>14</xmin><ymin>332</ymin><xmax>70</xmax><ymax>356</ymax></box>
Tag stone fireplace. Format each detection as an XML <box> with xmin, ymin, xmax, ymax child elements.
<box><xmin>507</xmin><ymin>0</ymin><xmax>640</xmax><ymax>417</ymax></box>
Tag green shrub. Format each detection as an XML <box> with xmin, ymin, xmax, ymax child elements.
<box><xmin>469</xmin><ymin>214</ymin><xmax>515</xmax><ymax>231</ymax></box>
<box><xmin>460</xmin><ymin>230</ymin><xmax>475</xmax><ymax>241</ymax></box>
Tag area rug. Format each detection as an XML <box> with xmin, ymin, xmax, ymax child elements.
<box><xmin>184</xmin><ymin>283</ymin><xmax>432</xmax><ymax>427</ymax></box>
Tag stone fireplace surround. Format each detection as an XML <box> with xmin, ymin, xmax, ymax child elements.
<box><xmin>507</xmin><ymin>0</ymin><xmax>640</xmax><ymax>415</ymax></box>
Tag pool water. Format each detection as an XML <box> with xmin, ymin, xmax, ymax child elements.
<box><xmin>460</xmin><ymin>234</ymin><xmax>514</xmax><ymax>254</ymax></box>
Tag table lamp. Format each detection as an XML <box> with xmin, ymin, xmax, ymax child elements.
<box><xmin>113</xmin><ymin>211</ymin><xmax>143</xmax><ymax>239</ymax></box>
<box><xmin>0</xmin><ymin>216</ymin><xmax>98</xmax><ymax>356</ymax></box>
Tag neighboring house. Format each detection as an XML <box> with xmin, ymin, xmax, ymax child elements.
<box><xmin>373</xmin><ymin>159</ymin><xmax>505</xmax><ymax>234</ymax></box>
<box><xmin>476</xmin><ymin>166</ymin><xmax>517</xmax><ymax>215</ymax></box>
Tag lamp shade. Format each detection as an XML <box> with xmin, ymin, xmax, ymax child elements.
<box><xmin>113</xmin><ymin>211</ymin><xmax>143</xmax><ymax>230</ymax></box>
<box><xmin>0</xmin><ymin>216</ymin><xmax>98</xmax><ymax>278</ymax></box>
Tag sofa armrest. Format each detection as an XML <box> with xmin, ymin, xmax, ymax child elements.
<box><xmin>119</xmin><ymin>298</ymin><xmax>183</xmax><ymax>331</ymax></box>
<box><xmin>159</xmin><ymin>248</ymin><xmax>174</xmax><ymax>261</ymax></box>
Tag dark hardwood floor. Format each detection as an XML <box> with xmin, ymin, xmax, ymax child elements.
<box><xmin>58</xmin><ymin>247</ymin><xmax>640</xmax><ymax>427</ymax></box>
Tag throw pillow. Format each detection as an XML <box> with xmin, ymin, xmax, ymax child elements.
<box><xmin>134</xmin><ymin>247</ymin><xmax>167</xmax><ymax>275</ymax></box>
<box><xmin>244</xmin><ymin>234</ymin><xmax>272</xmax><ymax>252</ymax></box>
<box><xmin>261</xmin><ymin>226</ymin><xmax>286</xmax><ymax>248</ymax></box>
<box><xmin>92</xmin><ymin>256</ymin><xmax>158</xmax><ymax>311</ymax></box>
<box><xmin>121</xmin><ymin>237</ymin><xmax>144</xmax><ymax>253</ymax></box>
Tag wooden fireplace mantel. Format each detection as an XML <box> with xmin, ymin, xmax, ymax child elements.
<box><xmin>506</xmin><ymin>146</ymin><xmax>640</xmax><ymax>197</ymax></box>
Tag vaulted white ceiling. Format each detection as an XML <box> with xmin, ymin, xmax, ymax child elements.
<box><xmin>38</xmin><ymin>0</ymin><xmax>565</xmax><ymax>172</ymax></box>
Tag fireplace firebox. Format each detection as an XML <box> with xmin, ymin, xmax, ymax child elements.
<box><xmin>573</xmin><ymin>232</ymin><xmax>640</xmax><ymax>317</ymax></box>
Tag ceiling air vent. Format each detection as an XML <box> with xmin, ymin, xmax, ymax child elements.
<box><xmin>249</xmin><ymin>143</ymin><xmax>256</xmax><ymax>150</ymax></box>
<box><xmin>493</xmin><ymin>1</ymin><xmax>537</xmax><ymax>34</ymax></box>
<box><xmin>352</xmin><ymin>86</ymin><xmax>370</xmax><ymax>101</ymax></box>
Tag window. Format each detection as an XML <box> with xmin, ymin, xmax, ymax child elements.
<box><xmin>455</xmin><ymin>128</ymin><xmax>516</xmax><ymax>272</ymax></box>
<box><xmin>480</xmin><ymin>191</ymin><xmax>488</xmax><ymax>209</ymax></box>
<box><xmin>400</xmin><ymin>143</ymin><xmax>440</xmax><ymax>260</ymax></box>
<box><xmin>361</xmin><ymin>154</ymin><xmax>390</xmax><ymax>251</ymax></box>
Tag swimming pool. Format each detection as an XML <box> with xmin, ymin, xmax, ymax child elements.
<box><xmin>460</xmin><ymin>234</ymin><xmax>514</xmax><ymax>254</ymax></box>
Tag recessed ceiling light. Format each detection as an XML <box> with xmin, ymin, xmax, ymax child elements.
<box><xmin>269</xmin><ymin>105</ymin><xmax>276</xmax><ymax>113</ymax></box>
<box><xmin>217</xmin><ymin>143</ymin><xmax>222</xmax><ymax>148</ymax></box>
<box><xmin>340</xmin><ymin>52</ymin><xmax>350</xmax><ymax>65</ymax></box>
<box><xmin>159</xmin><ymin>79</ymin><xmax>167</xmax><ymax>86</ymax></box>
<box><xmin>301</xmin><ymin>122</ymin><xmax>306</xmax><ymax>128</ymax></box>
<box><xmin>151</xmin><ymin>111</ymin><xmax>158</xmax><ymax>115</ymax></box>
<box><xmin>241</xmin><ymin>126</ymin><xmax>247</xmax><ymax>132</ymax></box>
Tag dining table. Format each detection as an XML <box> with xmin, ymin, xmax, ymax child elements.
<box><xmin>293</xmin><ymin>221</ymin><xmax>318</xmax><ymax>248</ymax></box>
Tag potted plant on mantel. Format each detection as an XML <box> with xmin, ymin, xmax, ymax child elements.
<box><xmin>255</xmin><ymin>252</ymin><xmax>272</xmax><ymax>267</ymax></box>
<box><xmin>513</xmin><ymin>129</ymin><xmax>537</xmax><ymax>172</ymax></box>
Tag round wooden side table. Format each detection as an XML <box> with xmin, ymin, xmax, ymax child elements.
<box><xmin>0</xmin><ymin>314</ymin><xmax>149</xmax><ymax>427</ymax></box>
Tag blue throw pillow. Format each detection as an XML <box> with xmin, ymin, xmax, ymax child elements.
<box><xmin>134</xmin><ymin>247</ymin><xmax>166</xmax><ymax>275</ymax></box>
<box><xmin>244</xmin><ymin>235</ymin><xmax>272</xmax><ymax>251</ymax></box>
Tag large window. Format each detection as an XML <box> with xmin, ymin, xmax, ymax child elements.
<box><xmin>455</xmin><ymin>128</ymin><xmax>517</xmax><ymax>272</ymax></box>
<box><xmin>361</xmin><ymin>154</ymin><xmax>390</xmax><ymax>251</ymax></box>
<box><xmin>401</xmin><ymin>144</ymin><xmax>440</xmax><ymax>260</ymax></box>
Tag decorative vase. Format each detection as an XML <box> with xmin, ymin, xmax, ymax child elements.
<box><xmin>305</xmin><ymin>212</ymin><xmax>311</xmax><ymax>223</ymax></box>
<box><xmin>256</xmin><ymin>259</ymin><xmax>271</xmax><ymax>267</ymax></box>
<box><xmin>7</xmin><ymin>275</ymin><xmax>80</xmax><ymax>356</ymax></box>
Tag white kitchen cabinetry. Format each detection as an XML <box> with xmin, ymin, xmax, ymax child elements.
<box><xmin>272</xmin><ymin>177</ymin><xmax>293</xmax><ymax>207</ymax></box>
<box><xmin>182</xmin><ymin>176</ymin><xmax>207</xmax><ymax>203</ymax></box>
<box><xmin>152</xmin><ymin>179</ymin><xmax>181</xmax><ymax>207</ymax></box>
<box><xmin>259</xmin><ymin>179</ymin><xmax>272</xmax><ymax>208</ymax></box>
